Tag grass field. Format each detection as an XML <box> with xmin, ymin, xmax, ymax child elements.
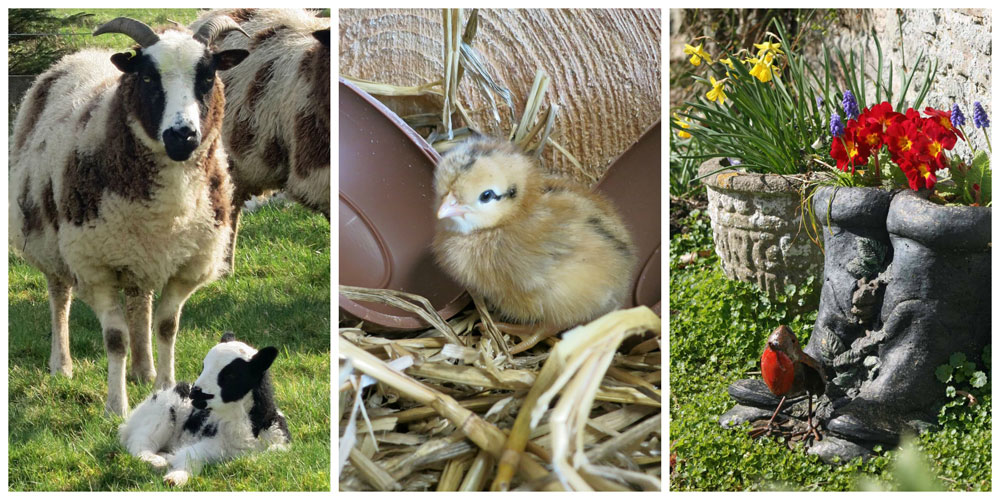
<box><xmin>669</xmin><ymin>210</ymin><xmax>991</xmax><ymax>491</ymax></box>
<box><xmin>7</xmin><ymin>203</ymin><xmax>331</xmax><ymax>491</ymax></box>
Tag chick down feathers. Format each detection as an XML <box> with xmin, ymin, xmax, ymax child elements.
<box><xmin>432</xmin><ymin>138</ymin><xmax>636</xmax><ymax>330</ymax></box>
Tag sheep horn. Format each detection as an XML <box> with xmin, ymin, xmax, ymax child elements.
<box><xmin>193</xmin><ymin>16</ymin><xmax>249</xmax><ymax>46</ymax></box>
<box><xmin>93</xmin><ymin>17</ymin><xmax>160</xmax><ymax>48</ymax></box>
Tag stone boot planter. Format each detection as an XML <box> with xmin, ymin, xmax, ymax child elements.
<box><xmin>818</xmin><ymin>190</ymin><xmax>991</xmax><ymax>457</ymax></box>
<box><xmin>802</xmin><ymin>187</ymin><xmax>894</xmax><ymax>400</ymax></box>
<box><xmin>699</xmin><ymin>158</ymin><xmax>824</xmax><ymax>298</ymax></box>
<box><xmin>722</xmin><ymin>186</ymin><xmax>992</xmax><ymax>464</ymax></box>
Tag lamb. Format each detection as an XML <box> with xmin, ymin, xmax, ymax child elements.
<box><xmin>191</xmin><ymin>9</ymin><xmax>331</xmax><ymax>270</ymax></box>
<box><xmin>119</xmin><ymin>332</ymin><xmax>290</xmax><ymax>487</ymax></box>
<box><xmin>8</xmin><ymin>16</ymin><xmax>249</xmax><ymax>416</ymax></box>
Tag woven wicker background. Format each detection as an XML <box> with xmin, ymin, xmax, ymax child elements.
<box><xmin>339</xmin><ymin>8</ymin><xmax>661</xmax><ymax>184</ymax></box>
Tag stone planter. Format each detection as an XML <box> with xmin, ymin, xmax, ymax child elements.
<box><xmin>722</xmin><ymin>186</ymin><xmax>992</xmax><ymax>464</ymax></box>
<box><xmin>817</xmin><ymin>190</ymin><xmax>991</xmax><ymax>460</ymax></box>
<box><xmin>803</xmin><ymin>186</ymin><xmax>894</xmax><ymax>402</ymax></box>
<box><xmin>698</xmin><ymin>158</ymin><xmax>824</xmax><ymax>297</ymax></box>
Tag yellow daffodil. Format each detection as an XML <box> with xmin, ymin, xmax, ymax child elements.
<box><xmin>673</xmin><ymin>113</ymin><xmax>692</xmax><ymax>139</ymax></box>
<box><xmin>706</xmin><ymin>76</ymin><xmax>727</xmax><ymax>104</ymax></box>
<box><xmin>684</xmin><ymin>43</ymin><xmax>713</xmax><ymax>66</ymax></box>
<box><xmin>753</xmin><ymin>40</ymin><xmax>783</xmax><ymax>57</ymax></box>
<box><xmin>748</xmin><ymin>52</ymin><xmax>779</xmax><ymax>83</ymax></box>
<box><xmin>719</xmin><ymin>57</ymin><xmax>735</xmax><ymax>70</ymax></box>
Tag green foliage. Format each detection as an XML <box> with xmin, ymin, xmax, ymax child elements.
<box><xmin>8</xmin><ymin>9</ymin><xmax>92</xmax><ymax>74</ymax></box>
<box><xmin>670</xmin><ymin>210</ymin><xmax>991</xmax><ymax>491</ymax></box>
<box><xmin>669</xmin><ymin>132</ymin><xmax>705</xmax><ymax>197</ymax></box>
<box><xmin>8</xmin><ymin>204</ymin><xmax>331</xmax><ymax>491</ymax></box>
<box><xmin>939</xmin><ymin>151</ymin><xmax>992</xmax><ymax>206</ymax></box>
<box><xmin>828</xmin><ymin>33</ymin><xmax>937</xmax><ymax>115</ymax></box>
<box><xmin>674</xmin><ymin>16</ymin><xmax>829</xmax><ymax>175</ymax></box>
<box><xmin>9</xmin><ymin>9</ymin><xmax>203</xmax><ymax>74</ymax></box>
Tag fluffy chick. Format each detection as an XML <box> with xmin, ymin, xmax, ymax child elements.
<box><xmin>433</xmin><ymin>137</ymin><xmax>636</xmax><ymax>332</ymax></box>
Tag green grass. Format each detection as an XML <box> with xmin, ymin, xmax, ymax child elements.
<box><xmin>41</xmin><ymin>9</ymin><xmax>203</xmax><ymax>52</ymax></box>
<box><xmin>669</xmin><ymin>210</ymin><xmax>991</xmax><ymax>491</ymax></box>
<box><xmin>8</xmin><ymin>203</ymin><xmax>330</xmax><ymax>491</ymax></box>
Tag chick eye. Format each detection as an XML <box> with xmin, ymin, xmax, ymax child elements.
<box><xmin>479</xmin><ymin>189</ymin><xmax>497</xmax><ymax>203</ymax></box>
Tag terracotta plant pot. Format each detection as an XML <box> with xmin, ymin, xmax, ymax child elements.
<box><xmin>338</xmin><ymin>78</ymin><xmax>470</xmax><ymax>330</ymax></box>
<box><xmin>595</xmin><ymin>122</ymin><xmax>661</xmax><ymax>310</ymax></box>
<box><xmin>698</xmin><ymin>158</ymin><xmax>824</xmax><ymax>298</ymax></box>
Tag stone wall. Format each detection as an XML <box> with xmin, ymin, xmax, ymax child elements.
<box><xmin>826</xmin><ymin>9</ymin><xmax>992</xmax><ymax>155</ymax></box>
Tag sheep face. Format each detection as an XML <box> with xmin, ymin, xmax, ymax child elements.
<box><xmin>190</xmin><ymin>335</ymin><xmax>278</xmax><ymax>411</ymax></box>
<box><xmin>110</xmin><ymin>31</ymin><xmax>248</xmax><ymax>162</ymax></box>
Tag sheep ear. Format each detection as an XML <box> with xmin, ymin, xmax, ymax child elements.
<box><xmin>213</xmin><ymin>49</ymin><xmax>249</xmax><ymax>71</ymax></box>
<box><xmin>312</xmin><ymin>28</ymin><xmax>330</xmax><ymax>48</ymax></box>
<box><xmin>110</xmin><ymin>51</ymin><xmax>141</xmax><ymax>73</ymax></box>
<box><xmin>249</xmin><ymin>346</ymin><xmax>278</xmax><ymax>374</ymax></box>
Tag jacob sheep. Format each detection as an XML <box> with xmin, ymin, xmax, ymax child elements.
<box><xmin>191</xmin><ymin>9</ymin><xmax>330</xmax><ymax>270</ymax></box>
<box><xmin>119</xmin><ymin>332</ymin><xmax>290</xmax><ymax>487</ymax></box>
<box><xmin>8</xmin><ymin>16</ymin><xmax>249</xmax><ymax>416</ymax></box>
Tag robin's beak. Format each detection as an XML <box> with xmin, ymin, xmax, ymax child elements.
<box><xmin>437</xmin><ymin>193</ymin><xmax>468</xmax><ymax>219</ymax></box>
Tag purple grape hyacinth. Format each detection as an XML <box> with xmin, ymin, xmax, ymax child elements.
<box><xmin>973</xmin><ymin>102</ymin><xmax>990</xmax><ymax>128</ymax></box>
<box><xmin>951</xmin><ymin>104</ymin><xmax>966</xmax><ymax>128</ymax></box>
<box><xmin>830</xmin><ymin>113</ymin><xmax>845</xmax><ymax>137</ymax></box>
<box><xmin>842</xmin><ymin>90</ymin><xmax>859</xmax><ymax>120</ymax></box>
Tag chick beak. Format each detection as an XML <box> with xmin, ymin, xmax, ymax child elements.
<box><xmin>437</xmin><ymin>193</ymin><xmax>468</xmax><ymax>219</ymax></box>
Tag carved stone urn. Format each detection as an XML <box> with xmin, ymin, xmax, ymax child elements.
<box><xmin>699</xmin><ymin>158</ymin><xmax>823</xmax><ymax>298</ymax></box>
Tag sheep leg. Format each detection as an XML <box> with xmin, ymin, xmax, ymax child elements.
<box><xmin>164</xmin><ymin>438</ymin><xmax>225</xmax><ymax>487</ymax></box>
<box><xmin>125</xmin><ymin>287</ymin><xmax>156</xmax><ymax>383</ymax></box>
<box><xmin>223</xmin><ymin>186</ymin><xmax>251</xmax><ymax>275</ymax></box>
<box><xmin>152</xmin><ymin>277</ymin><xmax>202</xmax><ymax>390</ymax></box>
<box><xmin>46</xmin><ymin>275</ymin><xmax>74</xmax><ymax>377</ymax></box>
<box><xmin>84</xmin><ymin>284</ymin><xmax>130</xmax><ymax>416</ymax></box>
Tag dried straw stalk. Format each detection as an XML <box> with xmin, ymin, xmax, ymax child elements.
<box><xmin>339</xmin><ymin>290</ymin><xmax>662</xmax><ymax>491</ymax></box>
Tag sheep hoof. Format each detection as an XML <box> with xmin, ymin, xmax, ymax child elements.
<box><xmin>139</xmin><ymin>452</ymin><xmax>169</xmax><ymax>470</ymax></box>
<box><xmin>49</xmin><ymin>363</ymin><xmax>73</xmax><ymax>378</ymax></box>
<box><xmin>104</xmin><ymin>399</ymin><xmax>127</xmax><ymax>418</ymax></box>
<box><xmin>154</xmin><ymin>374</ymin><xmax>175</xmax><ymax>391</ymax></box>
<box><xmin>164</xmin><ymin>470</ymin><xmax>190</xmax><ymax>487</ymax></box>
<box><xmin>128</xmin><ymin>367</ymin><xmax>156</xmax><ymax>384</ymax></box>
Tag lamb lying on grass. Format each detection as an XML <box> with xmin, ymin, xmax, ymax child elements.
<box><xmin>119</xmin><ymin>333</ymin><xmax>290</xmax><ymax>487</ymax></box>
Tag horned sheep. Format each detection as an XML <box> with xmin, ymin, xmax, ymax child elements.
<box><xmin>191</xmin><ymin>9</ymin><xmax>330</xmax><ymax>269</ymax></box>
<box><xmin>8</xmin><ymin>16</ymin><xmax>250</xmax><ymax>416</ymax></box>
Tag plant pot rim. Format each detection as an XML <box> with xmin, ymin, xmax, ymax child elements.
<box><xmin>887</xmin><ymin>189</ymin><xmax>991</xmax><ymax>249</ymax></box>
<box><xmin>697</xmin><ymin>157</ymin><xmax>809</xmax><ymax>194</ymax></box>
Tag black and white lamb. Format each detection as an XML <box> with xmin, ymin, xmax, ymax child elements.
<box><xmin>191</xmin><ymin>9</ymin><xmax>330</xmax><ymax>269</ymax></box>
<box><xmin>8</xmin><ymin>16</ymin><xmax>249</xmax><ymax>416</ymax></box>
<box><xmin>119</xmin><ymin>332</ymin><xmax>290</xmax><ymax>487</ymax></box>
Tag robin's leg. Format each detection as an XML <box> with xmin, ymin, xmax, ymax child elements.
<box><xmin>750</xmin><ymin>396</ymin><xmax>788</xmax><ymax>438</ymax></box>
<box><xmin>790</xmin><ymin>395</ymin><xmax>823</xmax><ymax>441</ymax></box>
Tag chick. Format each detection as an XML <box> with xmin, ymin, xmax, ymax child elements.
<box><xmin>433</xmin><ymin>138</ymin><xmax>636</xmax><ymax>352</ymax></box>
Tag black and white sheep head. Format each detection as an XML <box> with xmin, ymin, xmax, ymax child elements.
<box><xmin>94</xmin><ymin>17</ymin><xmax>250</xmax><ymax>162</ymax></box>
<box><xmin>189</xmin><ymin>332</ymin><xmax>278</xmax><ymax>412</ymax></box>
